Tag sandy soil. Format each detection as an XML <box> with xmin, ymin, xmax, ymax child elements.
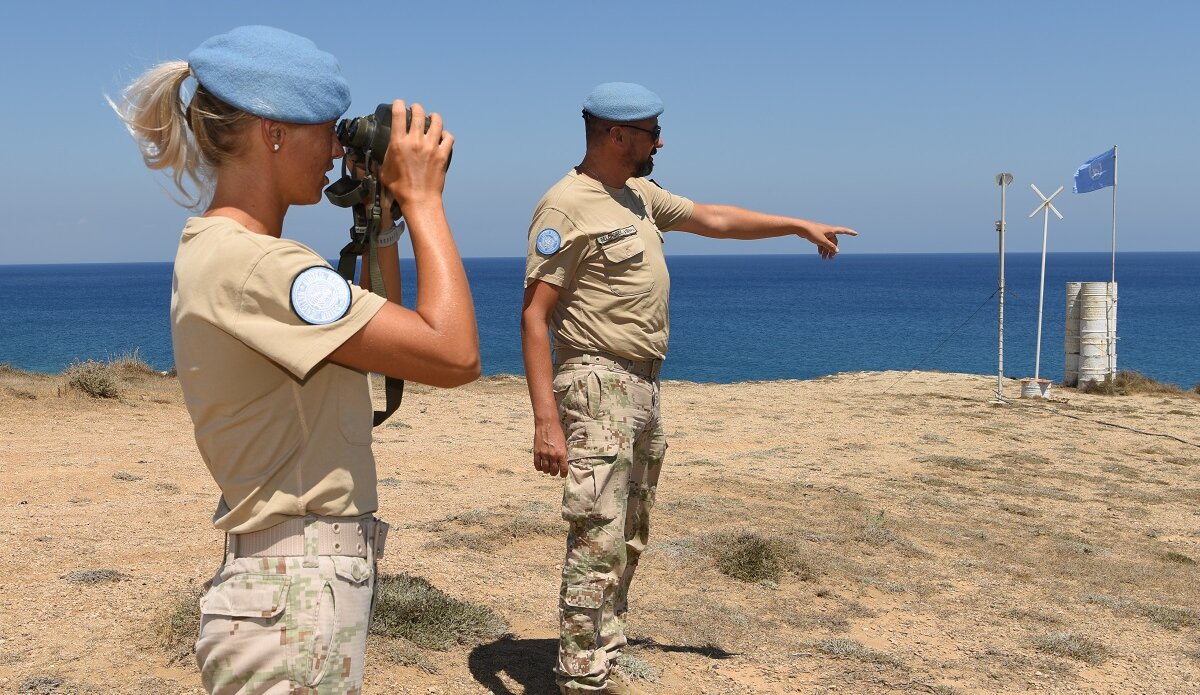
<box><xmin>1</xmin><ymin>368</ymin><xmax>1198</xmax><ymax>695</ymax></box>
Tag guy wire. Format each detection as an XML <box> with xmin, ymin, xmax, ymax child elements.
<box><xmin>881</xmin><ymin>288</ymin><xmax>1000</xmax><ymax>395</ymax></box>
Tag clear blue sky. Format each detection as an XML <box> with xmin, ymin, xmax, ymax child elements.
<box><xmin>1</xmin><ymin>1</ymin><xmax>1195</xmax><ymax>264</ymax></box>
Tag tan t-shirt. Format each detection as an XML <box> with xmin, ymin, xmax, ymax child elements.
<box><xmin>171</xmin><ymin>216</ymin><xmax>388</xmax><ymax>533</ymax></box>
<box><xmin>524</xmin><ymin>171</ymin><xmax>694</xmax><ymax>361</ymax></box>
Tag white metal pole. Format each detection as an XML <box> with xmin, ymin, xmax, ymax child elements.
<box><xmin>1111</xmin><ymin>145</ymin><xmax>1118</xmax><ymax>284</ymax></box>
<box><xmin>1109</xmin><ymin>146</ymin><xmax>1118</xmax><ymax>377</ymax></box>
<box><xmin>997</xmin><ymin>175</ymin><xmax>1009</xmax><ymax>399</ymax></box>
<box><xmin>1035</xmin><ymin>206</ymin><xmax>1049</xmax><ymax>380</ymax></box>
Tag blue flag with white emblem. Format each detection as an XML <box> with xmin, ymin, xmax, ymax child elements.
<box><xmin>1073</xmin><ymin>147</ymin><xmax>1116</xmax><ymax>194</ymax></box>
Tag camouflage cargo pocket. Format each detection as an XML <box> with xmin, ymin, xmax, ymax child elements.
<box><xmin>562</xmin><ymin>583</ymin><xmax>604</xmax><ymax>610</ymax></box>
<box><xmin>199</xmin><ymin>574</ymin><xmax>290</xmax><ymax>619</ymax></box>
<box><xmin>196</xmin><ymin>574</ymin><xmax>292</xmax><ymax>691</ymax></box>
<box><xmin>562</xmin><ymin>422</ymin><xmax>623</xmax><ymax>522</ymax></box>
<box><xmin>553</xmin><ymin>367</ymin><xmax>602</xmax><ymax>418</ymax></box>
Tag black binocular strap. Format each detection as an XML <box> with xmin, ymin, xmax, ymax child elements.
<box><xmin>337</xmin><ymin>235</ymin><xmax>404</xmax><ymax>428</ymax></box>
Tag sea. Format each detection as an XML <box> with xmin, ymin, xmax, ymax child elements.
<box><xmin>1</xmin><ymin>252</ymin><xmax>1196</xmax><ymax>388</ymax></box>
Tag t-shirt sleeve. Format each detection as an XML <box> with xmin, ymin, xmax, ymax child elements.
<box><xmin>524</xmin><ymin>207</ymin><xmax>589</xmax><ymax>289</ymax></box>
<box><xmin>641</xmin><ymin>180</ymin><xmax>695</xmax><ymax>231</ymax></box>
<box><xmin>227</xmin><ymin>244</ymin><xmax>387</xmax><ymax>379</ymax></box>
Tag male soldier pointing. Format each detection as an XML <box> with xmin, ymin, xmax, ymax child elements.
<box><xmin>521</xmin><ymin>82</ymin><xmax>856</xmax><ymax>695</ymax></box>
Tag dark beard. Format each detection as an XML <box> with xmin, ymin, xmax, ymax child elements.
<box><xmin>635</xmin><ymin>153</ymin><xmax>655</xmax><ymax>178</ymax></box>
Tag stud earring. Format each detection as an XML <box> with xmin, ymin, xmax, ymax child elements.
<box><xmin>272</xmin><ymin>143</ymin><xmax>280</xmax><ymax>151</ymax></box>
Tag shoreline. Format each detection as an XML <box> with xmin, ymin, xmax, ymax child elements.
<box><xmin>6</xmin><ymin>361</ymin><xmax>1195</xmax><ymax>395</ymax></box>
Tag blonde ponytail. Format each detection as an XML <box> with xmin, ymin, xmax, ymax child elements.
<box><xmin>109</xmin><ymin>61</ymin><xmax>255</xmax><ymax>209</ymax></box>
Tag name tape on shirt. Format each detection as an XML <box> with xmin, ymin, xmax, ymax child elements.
<box><xmin>290</xmin><ymin>266</ymin><xmax>352</xmax><ymax>325</ymax></box>
<box><xmin>597</xmin><ymin>226</ymin><xmax>637</xmax><ymax>246</ymax></box>
<box><xmin>536</xmin><ymin>228</ymin><xmax>562</xmax><ymax>255</ymax></box>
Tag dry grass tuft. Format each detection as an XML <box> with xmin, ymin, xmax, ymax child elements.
<box><xmin>370</xmin><ymin>573</ymin><xmax>507</xmax><ymax>649</ymax></box>
<box><xmin>1136</xmin><ymin>603</ymin><xmax>1200</xmax><ymax>630</ymax></box>
<box><xmin>1033</xmin><ymin>632</ymin><xmax>1108</xmax><ymax>664</ymax></box>
<box><xmin>62</xmin><ymin>568</ymin><xmax>128</xmax><ymax>584</ymax></box>
<box><xmin>151</xmin><ymin>581</ymin><xmax>208</xmax><ymax>662</ymax></box>
<box><xmin>854</xmin><ymin>511</ymin><xmax>924</xmax><ymax>556</ymax></box>
<box><xmin>18</xmin><ymin>676</ymin><xmax>65</xmax><ymax>694</ymax></box>
<box><xmin>1163</xmin><ymin>551</ymin><xmax>1195</xmax><ymax>565</ymax></box>
<box><xmin>919</xmin><ymin>455</ymin><xmax>989</xmax><ymax>471</ymax></box>
<box><xmin>1086</xmin><ymin>594</ymin><xmax>1199</xmax><ymax>630</ymax></box>
<box><xmin>1005</xmin><ymin>608</ymin><xmax>1062</xmax><ymax>624</ymax></box>
<box><xmin>60</xmin><ymin>352</ymin><xmax>168</xmax><ymax>400</ymax></box>
<box><xmin>5</xmin><ymin>387</ymin><xmax>36</xmax><ymax>400</ymax></box>
<box><xmin>615</xmin><ymin>652</ymin><xmax>660</xmax><ymax>681</ymax></box>
<box><xmin>703</xmin><ymin>531</ymin><xmax>816</xmax><ymax>583</ymax></box>
<box><xmin>1080</xmin><ymin>371</ymin><xmax>1193</xmax><ymax>397</ymax></box>
<box><xmin>815</xmin><ymin>637</ymin><xmax>907</xmax><ymax>669</ymax></box>
<box><xmin>372</xmin><ymin>640</ymin><xmax>439</xmax><ymax>673</ymax></box>
<box><xmin>106</xmin><ymin>350</ymin><xmax>160</xmax><ymax>378</ymax></box>
<box><xmin>65</xmin><ymin>360</ymin><xmax>121</xmax><ymax>399</ymax></box>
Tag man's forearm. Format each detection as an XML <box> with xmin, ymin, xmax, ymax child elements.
<box><xmin>682</xmin><ymin>203</ymin><xmax>813</xmax><ymax>240</ymax></box>
<box><xmin>521</xmin><ymin>314</ymin><xmax>559</xmax><ymax>424</ymax></box>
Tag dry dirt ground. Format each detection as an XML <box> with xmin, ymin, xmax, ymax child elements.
<box><xmin>1</xmin><ymin>367</ymin><xmax>1198</xmax><ymax>694</ymax></box>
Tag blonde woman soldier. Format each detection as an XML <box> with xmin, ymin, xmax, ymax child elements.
<box><xmin>111</xmin><ymin>26</ymin><xmax>478</xmax><ymax>694</ymax></box>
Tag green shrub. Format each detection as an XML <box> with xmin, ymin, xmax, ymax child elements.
<box><xmin>370</xmin><ymin>573</ymin><xmax>507</xmax><ymax>649</ymax></box>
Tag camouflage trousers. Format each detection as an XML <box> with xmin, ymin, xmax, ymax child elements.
<box><xmin>195</xmin><ymin>516</ymin><xmax>380</xmax><ymax>694</ymax></box>
<box><xmin>553</xmin><ymin>363</ymin><xmax>667</xmax><ymax>693</ymax></box>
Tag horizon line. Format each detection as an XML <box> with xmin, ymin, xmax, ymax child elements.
<box><xmin>4</xmin><ymin>249</ymin><xmax>1198</xmax><ymax>268</ymax></box>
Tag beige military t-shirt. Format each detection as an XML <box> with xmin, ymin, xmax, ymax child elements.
<box><xmin>524</xmin><ymin>170</ymin><xmax>694</xmax><ymax>361</ymax></box>
<box><xmin>172</xmin><ymin>216</ymin><xmax>388</xmax><ymax>533</ymax></box>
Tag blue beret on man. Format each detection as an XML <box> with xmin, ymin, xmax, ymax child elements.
<box><xmin>582</xmin><ymin>82</ymin><xmax>663</xmax><ymax>122</ymax></box>
<box><xmin>188</xmin><ymin>25</ymin><xmax>351</xmax><ymax>124</ymax></box>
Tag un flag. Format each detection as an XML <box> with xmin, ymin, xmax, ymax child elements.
<box><xmin>1073</xmin><ymin>147</ymin><xmax>1116</xmax><ymax>194</ymax></box>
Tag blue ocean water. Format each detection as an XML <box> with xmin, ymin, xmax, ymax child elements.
<box><xmin>0</xmin><ymin>253</ymin><xmax>1196</xmax><ymax>387</ymax></box>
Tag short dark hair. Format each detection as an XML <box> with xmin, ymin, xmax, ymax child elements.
<box><xmin>583</xmin><ymin>111</ymin><xmax>612</xmax><ymax>145</ymax></box>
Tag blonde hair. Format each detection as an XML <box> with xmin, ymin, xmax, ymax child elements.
<box><xmin>108</xmin><ymin>61</ymin><xmax>257</xmax><ymax>208</ymax></box>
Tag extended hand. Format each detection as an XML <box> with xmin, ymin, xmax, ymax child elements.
<box><xmin>801</xmin><ymin>223</ymin><xmax>858</xmax><ymax>259</ymax></box>
<box><xmin>533</xmin><ymin>420</ymin><xmax>569</xmax><ymax>478</ymax></box>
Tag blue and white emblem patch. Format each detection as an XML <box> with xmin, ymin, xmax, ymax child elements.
<box><xmin>290</xmin><ymin>266</ymin><xmax>352</xmax><ymax>325</ymax></box>
<box><xmin>535</xmin><ymin>228</ymin><xmax>562</xmax><ymax>255</ymax></box>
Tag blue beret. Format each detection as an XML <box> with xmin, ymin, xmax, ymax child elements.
<box><xmin>582</xmin><ymin>82</ymin><xmax>663</xmax><ymax>122</ymax></box>
<box><xmin>188</xmin><ymin>26</ymin><xmax>350</xmax><ymax>124</ymax></box>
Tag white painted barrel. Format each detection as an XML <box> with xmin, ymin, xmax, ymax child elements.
<box><xmin>1064</xmin><ymin>282</ymin><xmax>1082</xmax><ymax>386</ymax></box>
<box><xmin>1076</xmin><ymin>282</ymin><xmax>1117</xmax><ymax>390</ymax></box>
<box><xmin>1021</xmin><ymin>378</ymin><xmax>1051</xmax><ymax>399</ymax></box>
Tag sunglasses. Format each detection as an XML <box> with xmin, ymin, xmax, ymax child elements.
<box><xmin>616</xmin><ymin>123</ymin><xmax>661</xmax><ymax>141</ymax></box>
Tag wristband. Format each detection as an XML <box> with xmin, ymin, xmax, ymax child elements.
<box><xmin>373</xmin><ymin>218</ymin><xmax>406</xmax><ymax>247</ymax></box>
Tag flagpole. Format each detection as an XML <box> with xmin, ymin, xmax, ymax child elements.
<box><xmin>1111</xmin><ymin>145</ymin><xmax>1118</xmax><ymax>284</ymax></box>
<box><xmin>1109</xmin><ymin>145</ymin><xmax>1118</xmax><ymax>376</ymax></box>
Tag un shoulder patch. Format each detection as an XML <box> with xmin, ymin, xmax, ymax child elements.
<box><xmin>536</xmin><ymin>228</ymin><xmax>562</xmax><ymax>255</ymax></box>
<box><xmin>290</xmin><ymin>266</ymin><xmax>352</xmax><ymax>325</ymax></box>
